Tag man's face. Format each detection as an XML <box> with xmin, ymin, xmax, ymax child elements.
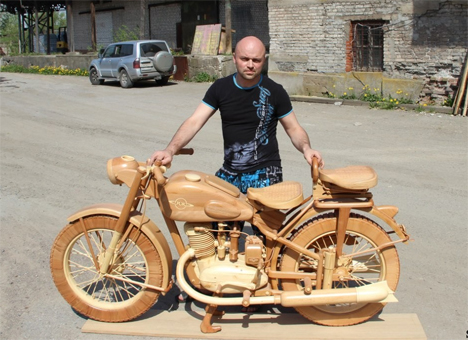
<box><xmin>233</xmin><ymin>41</ymin><xmax>265</xmax><ymax>85</ymax></box>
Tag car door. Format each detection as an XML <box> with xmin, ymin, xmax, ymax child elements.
<box><xmin>100</xmin><ymin>45</ymin><xmax>116</xmax><ymax>77</ymax></box>
<box><xmin>112</xmin><ymin>44</ymin><xmax>133</xmax><ymax>77</ymax></box>
<box><xmin>110</xmin><ymin>44</ymin><xmax>124</xmax><ymax>77</ymax></box>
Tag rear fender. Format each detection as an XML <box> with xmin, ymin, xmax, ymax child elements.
<box><xmin>67</xmin><ymin>203</ymin><xmax>173</xmax><ymax>292</ymax></box>
<box><xmin>292</xmin><ymin>205</ymin><xmax>408</xmax><ymax>240</ymax></box>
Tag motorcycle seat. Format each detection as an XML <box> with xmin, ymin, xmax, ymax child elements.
<box><xmin>319</xmin><ymin>166</ymin><xmax>378</xmax><ymax>190</ymax></box>
<box><xmin>247</xmin><ymin>181</ymin><xmax>304</xmax><ymax>209</ymax></box>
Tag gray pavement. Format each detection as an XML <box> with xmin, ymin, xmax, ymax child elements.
<box><xmin>0</xmin><ymin>73</ymin><xmax>467</xmax><ymax>340</ymax></box>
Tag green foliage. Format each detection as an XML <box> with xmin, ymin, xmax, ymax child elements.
<box><xmin>325</xmin><ymin>86</ymin><xmax>358</xmax><ymax>100</ymax></box>
<box><xmin>0</xmin><ymin>13</ymin><xmax>20</xmax><ymax>54</ymax></box>
<box><xmin>54</xmin><ymin>11</ymin><xmax>67</xmax><ymax>29</ymax></box>
<box><xmin>442</xmin><ymin>95</ymin><xmax>454</xmax><ymax>107</ymax></box>
<box><xmin>0</xmin><ymin>64</ymin><xmax>33</xmax><ymax>73</ymax></box>
<box><xmin>113</xmin><ymin>25</ymin><xmax>139</xmax><ymax>42</ymax></box>
<box><xmin>325</xmin><ymin>84</ymin><xmax>416</xmax><ymax>110</ymax></box>
<box><xmin>339</xmin><ymin>87</ymin><xmax>358</xmax><ymax>100</ymax></box>
<box><xmin>1</xmin><ymin>64</ymin><xmax>88</xmax><ymax>76</ymax></box>
<box><xmin>414</xmin><ymin>104</ymin><xmax>433</xmax><ymax>113</ymax></box>
<box><xmin>171</xmin><ymin>48</ymin><xmax>184</xmax><ymax>56</ymax></box>
<box><xmin>186</xmin><ymin>72</ymin><xmax>217</xmax><ymax>83</ymax></box>
<box><xmin>0</xmin><ymin>10</ymin><xmax>67</xmax><ymax>55</ymax></box>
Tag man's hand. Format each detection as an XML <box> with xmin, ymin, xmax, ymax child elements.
<box><xmin>147</xmin><ymin>150</ymin><xmax>173</xmax><ymax>166</ymax></box>
<box><xmin>304</xmin><ymin>149</ymin><xmax>324</xmax><ymax>168</ymax></box>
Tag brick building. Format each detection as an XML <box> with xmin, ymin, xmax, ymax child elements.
<box><xmin>267</xmin><ymin>0</ymin><xmax>468</xmax><ymax>104</ymax></box>
<box><xmin>69</xmin><ymin>0</ymin><xmax>269</xmax><ymax>53</ymax></box>
<box><xmin>3</xmin><ymin>0</ymin><xmax>465</xmax><ymax>103</ymax></box>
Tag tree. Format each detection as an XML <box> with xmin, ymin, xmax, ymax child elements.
<box><xmin>53</xmin><ymin>10</ymin><xmax>67</xmax><ymax>31</ymax></box>
<box><xmin>0</xmin><ymin>13</ymin><xmax>20</xmax><ymax>54</ymax></box>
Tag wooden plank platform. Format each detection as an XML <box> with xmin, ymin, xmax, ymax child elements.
<box><xmin>82</xmin><ymin>310</ymin><xmax>427</xmax><ymax>339</ymax></box>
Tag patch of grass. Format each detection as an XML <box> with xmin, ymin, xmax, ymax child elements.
<box><xmin>339</xmin><ymin>87</ymin><xmax>358</xmax><ymax>100</ymax></box>
<box><xmin>186</xmin><ymin>72</ymin><xmax>217</xmax><ymax>83</ymax></box>
<box><xmin>1</xmin><ymin>64</ymin><xmax>88</xmax><ymax>76</ymax></box>
<box><xmin>442</xmin><ymin>95</ymin><xmax>454</xmax><ymax>107</ymax></box>
<box><xmin>326</xmin><ymin>84</ymin><xmax>413</xmax><ymax>110</ymax></box>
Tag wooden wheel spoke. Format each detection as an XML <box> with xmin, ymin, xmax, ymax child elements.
<box><xmin>73</xmin><ymin>240</ymin><xmax>95</xmax><ymax>260</ymax></box>
<box><xmin>76</xmin><ymin>275</ymin><xmax>101</xmax><ymax>289</ymax></box>
<box><xmin>279</xmin><ymin>213</ymin><xmax>400</xmax><ymax>326</ymax></box>
<box><xmin>69</xmin><ymin>260</ymin><xmax>95</xmax><ymax>272</ymax></box>
<box><xmin>70</xmin><ymin>266</ymin><xmax>96</xmax><ymax>278</ymax></box>
<box><xmin>51</xmin><ymin>216</ymin><xmax>165</xmax><ymax>322</ymax></box>
<box><xmin>94</xmin><ymin>230</ymin><xmax>107</xmax><ymax>252</ymax></box>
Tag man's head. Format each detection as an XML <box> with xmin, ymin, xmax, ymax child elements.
<box><xmin>233</xmin><ymin>36</ymin><xmax>266</xmax><ymax>87</ymax></box>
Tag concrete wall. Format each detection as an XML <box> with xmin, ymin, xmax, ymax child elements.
<box><xmin>187</xmin><ymin>55</ymin><xmax>236</xmax><ymax>79</ymax></box>
<box><xmin>269</xmin><ymin>70</ymin><xmax>424</xmax><ymax>102</ymax></box>
<box><xmin>186</xmin><ymin>54</ymin><xmax>268</xmax><ymax>79</ymax></box>
<box><xmin>1</xmin><ymin>54</ymin><xmax>97</xmax><ymax>71</ymax></box>
<box><xmin>268</xmin><ymin>0</ymin><xmax>468</xmax><ymax>104</ymax></box>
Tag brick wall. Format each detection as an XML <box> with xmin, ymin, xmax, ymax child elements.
<box><xmin>219</xmin><ymin>0</ymin><xmax>269</xmax><ymax>50</ymax></box>
<box><xmin>72</xmin><ymin>1</ymin><xmax>142</xmax><ymax>52</ymax></box>
<box><xmin>268</xmin><ymin>0</ymin><xmax>468</xmax><ymax>103</ymax></box>
<box><xmin>149</xmin><ymin>3</ymin><xmax>181</xmax><ymax>49</ymax></box>
<box><xmin>72</xmin><ymin>1</ymin><xmax>269</xmax><ymax>53</ymax></box>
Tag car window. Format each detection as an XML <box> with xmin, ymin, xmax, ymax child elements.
<box><xmin>114</xmin><ymin>45</ymin><xmax>122</xmax><ymax>57</ymax></box>
<box><xmin>140</xmin><ymin>42</ymin><xmax>167</xmax><ymax>57</ymax></box>
<box><xmin>120</xmin><ymin>44</ymin><xmax>134</xmax><ymax>57</ymax></box>
<box><xmin>103</xmin><ymin>45</ymin><xmax>116</xmax><ymax>58</ymax></box>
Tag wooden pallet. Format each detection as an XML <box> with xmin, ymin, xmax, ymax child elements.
<box><xmin>82</xmin><ymin>310</ymin><xmax>427</xmax><ymax>339</ymax></box>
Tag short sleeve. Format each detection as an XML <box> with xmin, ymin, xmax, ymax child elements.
<box><xmin>202</xmin><ymin>81</ymin><xmax>220</xmax><ymax>110</ymax></box>
<box><xmin>274</xmin><ymin>85</ymin><xmax>293</xmax><ymax>118</ymax></box>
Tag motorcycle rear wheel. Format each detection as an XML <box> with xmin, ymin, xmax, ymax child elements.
<box><xmin>50</xmin><ymin>215</ymin><xmax>163</xmax><ymax>322</ymax></box>
<box><xmin>280</xmin><ymin>212</ymin><xmax>400</xmax><ymax>326</ymax></box>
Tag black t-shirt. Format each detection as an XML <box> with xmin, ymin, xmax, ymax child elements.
<box><xmin>202</xmin><ymin>74</ymin><xmax>293</xmax><ymax>172</ymax></box>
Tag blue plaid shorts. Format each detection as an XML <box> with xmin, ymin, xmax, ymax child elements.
<box><xmin>215</xmin><ymin>165</ymin><xmax>283</xmax><ymax>194</ymax></box>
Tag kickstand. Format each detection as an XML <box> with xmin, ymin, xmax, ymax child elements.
<box><xmin>200</xmin><ymin>295</ymin><xmax>225</xmax><ymax>333</ymax></box>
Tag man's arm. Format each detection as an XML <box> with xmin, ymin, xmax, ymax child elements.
<box><xmin>148</xmin><ymin>103</ymin><xmax>216</xmax><ymax>165</ymax></box>
<box><xmin>280</xmin><ymin>111</ymin><xmax>324</xmax><ymax>167</ymax></box>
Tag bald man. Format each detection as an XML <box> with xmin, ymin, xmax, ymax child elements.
<box><xmin>149</xmin><ymin>35</ymin><xmax>323</xmax><ymax>311</ymax></box>
<box><xmin>149</xmin><ymin>36</ymin><xmax>322</xmax><ymax>189</ymax></box>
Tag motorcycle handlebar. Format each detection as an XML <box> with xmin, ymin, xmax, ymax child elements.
<box><xmin>312</xmin><ymin>157</ymin><xmax>319</xmax><ymax>184</ymax></box>
<box><xmin>151</xmin><ymin>148</ymin><xmax>194</xmax><ymax>185</ymax></box>
<box><xmin>175</xmin><ymin>148</ymin><xmax>194</xmax><ymax>155</ymax></box>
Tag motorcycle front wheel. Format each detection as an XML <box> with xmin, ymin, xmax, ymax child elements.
<box><xmin>50</xmin><ymin>215</ymin><xmax>164</xmax><ymax>322</ymax></box>
<box><xmin>280</xmin><ymin>212</ymin><xmax>400</xmax><ymax>326</ymax></box>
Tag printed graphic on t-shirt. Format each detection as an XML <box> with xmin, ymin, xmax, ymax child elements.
<box><xmin>226</xmin><ymin>85</ymin><xmax>274</xmax><ymax>167</ymax></box>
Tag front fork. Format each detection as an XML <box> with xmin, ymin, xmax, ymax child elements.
<box><xmin>99</xmin><ymin>166</ymin><xmax>146</xmax><ymax>274</ymax></box>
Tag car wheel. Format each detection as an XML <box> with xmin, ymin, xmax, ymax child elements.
<box><xmin>89</xmin><ymin>68</ymin><xmax>104</xmax><ymax>85</ymax></box>
<box><xmin>119</xmin><ymin>69</ymin><xmax>134</xmax><ymax>88</ymax></box>
<box><xmin>156</xmin><ymin>76</ymin><xmax>169</xmax><ymax>86</ymax></box>
<box><xmin>152</xmin><ymin>51</ymin><xmax>173</xmax><ymax>72</ymax></box>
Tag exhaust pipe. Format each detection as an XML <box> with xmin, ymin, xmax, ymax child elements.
<box><xmin>176</xmin><ymin>248</ymin><xmax>396</xmax><ymax>307</ymax></box>
<box><xmin>280</xmin><ymin>281</ymin><xmax>397</xmax><ymax>307</ymax></box>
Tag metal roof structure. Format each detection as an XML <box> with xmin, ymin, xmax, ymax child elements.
<box><xmin>1</xmin><ymin>1</ymin><xmax>66</xmax><ymax>14</ymax></box>
<box><xmin>1</xmin><ymin>1</ymin><xmax>68</xmax><ymax>54</ymax></box>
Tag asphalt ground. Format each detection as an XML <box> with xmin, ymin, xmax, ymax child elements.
<box><xmin>0</xmin><ymin>73</ymin><xmax>467</xmax><ymax>340</ymax></box>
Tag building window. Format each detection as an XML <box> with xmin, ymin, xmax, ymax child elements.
<box><xmin>349</xmin><ymin>21</ymin><xmax>386</xmax><ymax>72</ymax></box>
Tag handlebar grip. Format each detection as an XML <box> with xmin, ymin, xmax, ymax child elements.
<box><xmin>312</xmin><ymin>157</ymin><xmax>319</xmax><ymax>184</ymax></box>
<box><xmin>175</xmin><ymin>148</ymin><xmax>194</xmax><ymax>155</ymax></box>
<box><xmin>152</xmin><ymin>161</ymin><xmax>167</xmax><ymax>185</ymax></box>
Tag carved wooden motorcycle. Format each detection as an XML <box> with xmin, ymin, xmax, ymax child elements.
<box><xmin>50</xmin><ymin>149</ymin><xmax>410</xmax><ymax>333</ymax></box>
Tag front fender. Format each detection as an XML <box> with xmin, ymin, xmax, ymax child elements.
<box><xmin>67</xmin><ymin>203</ymin><xmax>173</xmax><ymax>292</ymax></box>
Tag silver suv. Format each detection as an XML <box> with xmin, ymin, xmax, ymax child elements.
<box><xmin>89</xmin><ymin>40</ymin><xmax>176</xmax><ymax>88</ymax></box>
